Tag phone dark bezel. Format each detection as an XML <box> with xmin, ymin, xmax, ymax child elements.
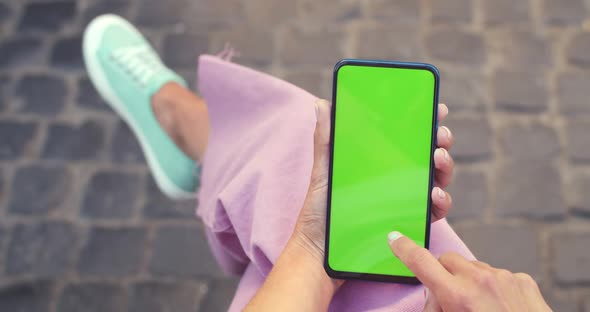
<box><xmin>324</xmin><ymin>59</ymin><xmax>440</xmax><ymax>285</ymax></box>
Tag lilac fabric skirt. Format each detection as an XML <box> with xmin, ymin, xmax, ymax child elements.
<box><xmin>196</xmin><ymin>55</ymin><xmax>475</xmax><ymax>311</ymax></box>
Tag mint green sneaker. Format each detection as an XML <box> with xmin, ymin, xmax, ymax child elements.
<box><xmin>83</xmin><ymin>14</ymin><xmax>198</xmax><ymax>199</ymax></box>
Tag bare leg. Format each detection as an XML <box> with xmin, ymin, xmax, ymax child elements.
<box><xmin>151</xmin><ymin>82</ymin><xmax>209</xmax><ymax>162</ymax></box>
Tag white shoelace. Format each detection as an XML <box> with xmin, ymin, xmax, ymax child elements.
<box><xmin>110</xmin><ymin>46</ymin><xmax>163</xmax><ymax>87</ymax></box>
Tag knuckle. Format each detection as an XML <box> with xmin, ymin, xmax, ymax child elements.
<box><xmin>474</xmin><ymin>269</ymin><xmax>496</xmax><ymax>288</ymax></box>
<box><xmin>438</xmin><ymin>252</ymin><xmax>451</xmax><ymax>263</ymax></box>
<box><xmin>445</xmin><ymin>288</ymin><xmax>472</xmax><ymax>309</ymax></box>
<box><xmin>438</xmin><ymin>252</ymin><xmax>459</xmax><ymax>265</ymax></box>
<box><xmin>405</xmin><ymin>247</ymin><xmax>430</xmax><ymax>269</ymax></box>
<box><xmin>495</xmin><ymin>269</ymin><xmax>516</xmax><ymax>285</ymax></box>
<box><xmin>309</xmin><ymin>171</ymin><xmax>329</xmax><ymax>192</ymax></box>
<box><xmin>497</xmin><ymin>269</ymin><xmax>513</xmax><ymax>279</ymax></box>
<box><xmin>515</xmin><ymin>273</ymin><xmax>539</xmax><ymax>290</ymax></box>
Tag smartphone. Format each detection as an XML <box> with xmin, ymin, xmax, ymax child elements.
<box><xmin>324</xmin><ymin>59</ymin><xmax>439</xmax><ymax>284</ymax></box>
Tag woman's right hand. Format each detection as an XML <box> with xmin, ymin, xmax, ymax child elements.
<box><xmin>387</xmin><ymin>232</ymin><xmax>552</xmax><ymax>312</ymax></box>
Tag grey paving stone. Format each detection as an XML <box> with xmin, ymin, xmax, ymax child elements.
<box><xmin>243</xmin><ymin>0</ymin><xmax>297</xmax><ymax>28</ymax></box>
<box><xmin>439</xmin><ymin>70</ymin><xmax>487</xmax><ymax>111</ymax></box>
<box><xmin>78</xmin><ymin>227</ymin><xmax>147</xmax><ymax>277</ymax></box>
<box><xmin>209</xmin><ymin>27</ymin><xmax>273</xmax><ymax>68</ymax></box>
<box><xmin>446</xmin><ymin>170</ymin><xmax>487</xmax><ymax>221</ymax></box>
<box><xmin>129</xmin><ymin>281</ymin><xmax>206</xmax><ymax>312</ymax></box>
<box><xmin>0</xmin><ymin>75</ymin><xmax>10</xmax><ymax>112</ymax></box>
<box><xmin>179</xmin><ymin>0</ymin><xmax>245</xmax><ymax>29</ymax></box>
<box><xmin>81</xmin><ymin>171</ymin><xmax>141</xmax><ymax>219</ymax></box>
<box><xmin>356</xmin><ymin>23</ymin><xmax>423</xmax><ymax>62</ymax></box>
<box><xmin>542</xmin><ymin>0</ymin><xmax>586</xmax><ymax>25</ymax></box>
<box><xmin>14</xmin><ymin>74</ymin><xmax>67</xmax><ymax>116</ymax></box>
<box><xmin>50</xmin><ymin>35</ymin><xmax>84</xmax><ymax>69</ymax></box>
<box><xmin>498</xmin><ymin>123</ymin><xmax>560</xmax><ymax>160</ymax></box>
<box><xmin>0</xmin><ymin>3</ymin><xmax>11</xmax><ymax>25</ymax></box>
<box><xmin>76</xmin><ymin>77</ymin><xmax>109</xmax><ymax>112</ymax></box>
<box><xmin>42</xmin><ymin>120</ymin><xmax>106</xmax><ymax>161</ymax></box>
<box><xmin>0</xmin><ymin>281</ymin><xmax>53</xmax><ymax>312</ymax></box>
<box><xmin>57</xmin><ymin>283</ymin><xmax>126</xmax><ymax>312</ymax></box>
<box><xmin>496</xmin><ymin>161</ymin><xmax>565</xmax><ymax>220</ymax></box>
<box><xmin>565</xmin><ymin>119</ymin><xmax>590</xmax><ymax>163</ymax></box>
<box><xmin>9</xmin><ymin>166</ymin><xmax>71</xmax><ymax>215</ymax></box>
<box><xmin>567</xmin><ymin>32</ymin><xmax>590</xmax><ymax>69</ymax></box>
<box><xmin>200</xmin><ymin>279</ymin><xmax>239</xmax><ymax>312</ymax></box>
<box><xmin>494</xmin><ymin>70</ymin><xmax>549</xmax><ymax>113</ymax></box>
<box><xmin>366</xmin><ymin>0</ymin><xmax>420</xmax><ymax>22</ymax></box>
<box><xmin>149</xmin><ymin>225</ymin><xmax>223</xmax><ymax>277</ymax></box>
<box><xmin>136</xmin><ymin>0</ymin><xmax>190</xmax><ymax>27</ymax></box>
<box><xmin>491</xmin><ymin>30</ymin><xmax>552</xmax><ymax>70</ymax></box>
<box><xmin>0</xmin><ymin>37</ymin><xmax>44</xmax><ymax>69</ymax></box>
<box><xmin>585</xmin><ymin>297</ymin><xmax>590</xmax><ymax>312</ymax></box>
<box><xmin>5</xmin><ymin>222</ymin><xmax>77</xmax><ymax>277</ymax></box>
<box><xmin>429</xmin><ymin>0</ymin><xmax>473</xmax><ymax>24</ymax></box>
<box><xmin>0</xmin><ymin>121</ymin><xmax>37</xmax><ymax>160</ymax></box>
<box><xmin>18</xmin><ymin>1</ymin><xmax>76</xmax><ymax>32</ymax></box>
<box><xmin>83</xmin><ymin>0</ymin><xmax>132</xmax><ymax>24</ymax></box>
<box><xmin>558</xmin><ymin>72</ymin><xmax>590</xmax><ymax>115</ymax></box>
<box><xmin>455</xmin><ymin>223</ymin><xmax>540</xmax><ymax>277</ymax></box>
<box><xmin>0</xmin><ymin>226</ymin><xmax>8</xmax><ymax>275</ymax></box>
<box><xmin>551</xmin><ymin>231</ymin><xmax>590</xmax><ymax>284</ymax></box>
<box><xmin>110</xmin><ymin>121</ymin><xmax>144</xmax><ymax>163</ymax></box>
<box><xmin>162</xmin><ymin>33</ymin><xmax>209</xmax><ymax>69</ymax></box>
<box><xmin>298</xmin><ymin>0</ymin><xmax>361</xmax><ymax>22</ymax></box>
<box><xmin>482</xmin><ymin>0</ymin><xmax>530</xmax><ymax>25</ymax></box>
<box><xmin>444</xmin><ymin>116</ymin><xmax>492</xmax><ymax>162</ymax></box>
<box><xmin>572</xmin><ymin>172</ymin><xmax>590</xmax><ymax>217</ymax></box>
<box><xmin>278</xmin><ymin>26</ymin><xmax>344</xmax><ymax>68</ymax></box>
<box><xmin>426</xmin><ymin>29</ymin><xmax>486</xmax><ymax>65</ymax></box>
<box><xmin>142</xmin><ymin>176</ymin><xmax>196</xmax><ymax>219</ymax></box>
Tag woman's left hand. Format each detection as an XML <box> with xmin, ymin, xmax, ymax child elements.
<box><xmin>246</xmin><ymin>100</ymin><xmax>457</xmax><ymax>311</ymax></box>
<box><xmin>292</xmin><ymin>99</ymin><xmax>456</xmax><ymax>267</ymax></box>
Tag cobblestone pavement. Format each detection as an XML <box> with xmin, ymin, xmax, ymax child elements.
<box><xmin>1</xmin><ymin>0</ymin><xmax>590</xmax><ymax>311</ymax></box>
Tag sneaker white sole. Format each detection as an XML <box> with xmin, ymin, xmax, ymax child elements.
<box><xmin>83</xmin><ymin>14</ymin><xmax>195</xmax><ymax>199</ymax></box>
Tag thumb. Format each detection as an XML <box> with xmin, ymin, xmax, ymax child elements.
<box><xmin>310</xmin><ymin>99</ymin><xmax>332</xmax><ymax>190</ymax></box>
<box><xmin>313</xmin><ymin>99</ymin><xmax>331</xmax><ymax>150</ymax></box>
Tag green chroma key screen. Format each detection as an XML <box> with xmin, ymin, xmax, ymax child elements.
<box><xmin>327</xmin><ymin>61</ymin><xmax>438</xmax><ymax>280</ymax></box>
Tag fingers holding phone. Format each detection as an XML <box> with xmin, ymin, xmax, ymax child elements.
<box><xmin>430</xmin><ymin>187</ymin><xmax>452</xmax><ymax>222</ymax></box>
<box><xmin>431</xmin><ymin>104</ymin><xmax>454</xmax><ymax>222</ymax></box>
<box><xmin>433</xmin><ymin>104</ymin><xmax>454</xmax><ymax>189</ymax></box>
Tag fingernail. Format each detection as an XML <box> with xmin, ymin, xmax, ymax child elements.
<box><xmin>425</xmin><ymin>288</ymin><xmax>430</xmax><ymax>300</ymax></box>
<box><xmin>388</xmin><ymin>231</ymin><xmax>403</xmax><ymax>243</ymax></box>
<box><xmin>435</xmin><ymin>149</ymin><xmax>449</xmax><ymax>165</ymax></box>
<box><xmin>437</xmin><ymin>187</ymin><xmax>446</xmax><ymax>199</ymax></box>
<box><xmin>435</xmin><ymin>149</ymin><xmax>442</xmax><ymax>165</ymax></box>
<box><xmin>442</xmin><ymin>149</ymin><xmax>450</xmax><ymax>162</ymax></box>
<box><xmin>441</xmin><ymin>126</ymin><xmax>452</xmax><ymax>140</ymax></box>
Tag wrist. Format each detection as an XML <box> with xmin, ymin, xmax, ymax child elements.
<box><xmin>286</xmin><ymin>234</ymin><xmax>344</xmax><ymax>294</ymax></box>
<box><xmin>245</xmin><ymin>235</ymin><xmax>341</xmax><ymax>311</ymax></box>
